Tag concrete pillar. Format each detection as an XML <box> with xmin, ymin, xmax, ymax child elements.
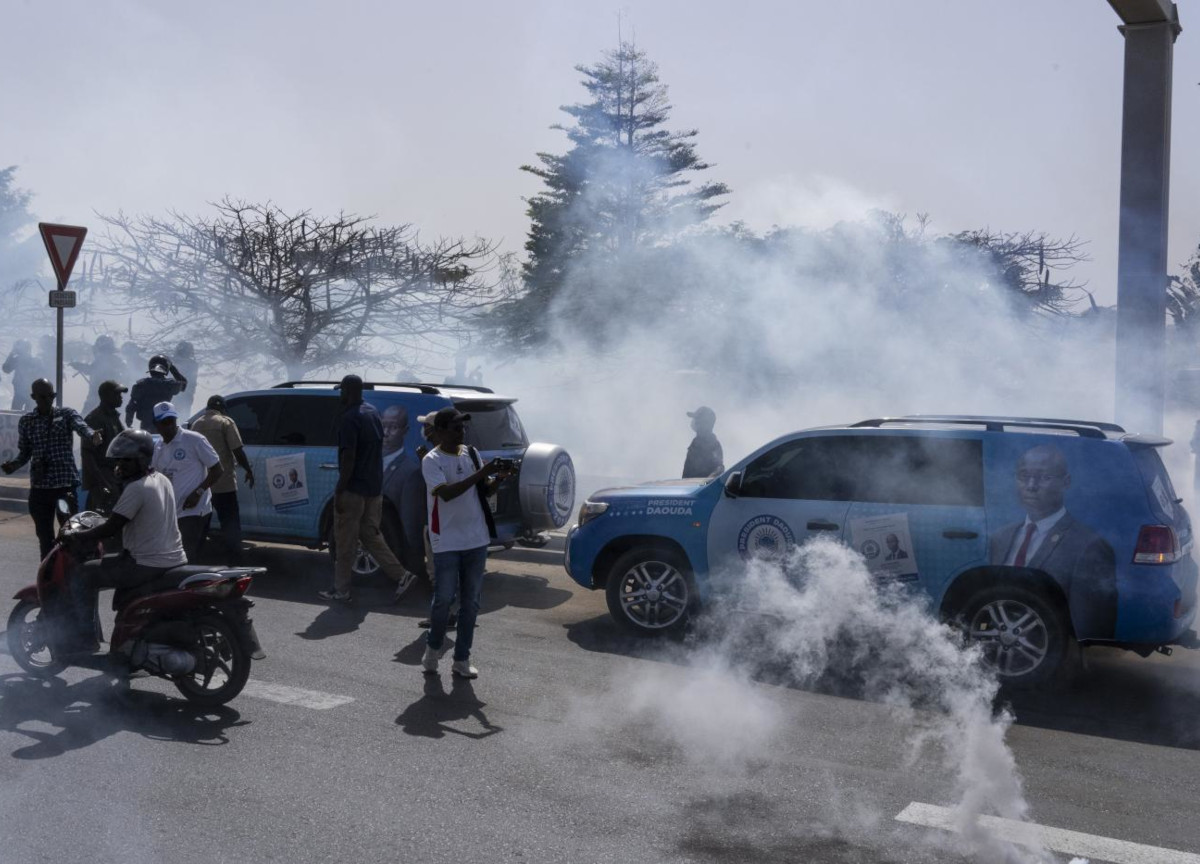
<box><xmin>1114</xmin><ymin>19</ymin><xmax>1177</xmax><ymax>435</ymax></box>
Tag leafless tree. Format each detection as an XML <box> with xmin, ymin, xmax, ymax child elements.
<box><xmin>948</xmin><ymin>229</ymin><xmax>1090</xmax><ymax>315</ymax></box>
<box><xmin>86</xmin><ymin>198</ymin><xmax>509</xmax><ymax>378</ymax></box>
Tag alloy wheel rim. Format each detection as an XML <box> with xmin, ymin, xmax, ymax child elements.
<box><xmin>17</xmin><ymin>607</ymin><xmax>55</xmax><ymax>668</ymax></box>
<box><xmin>352</xmin><ymin>544</ymin><xmax>378</xmax><ymax>576</ymax></box>
<box><xmin>969</xmin><ymin>599</ymin><xmax>1050</xmax><ymax>678</ymax></box>
<box><xmin>619</xmin><ymin>561</ymin><xmax>688</xmax><ymax>629</ymax></box>
<box><xmin>183</xmin><ymin>623</ymin><xmax>236</xmax><ymax>692</ymax></box>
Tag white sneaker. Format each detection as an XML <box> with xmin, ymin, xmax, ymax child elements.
<box><xmin>393</xmin><ymin>570</ymin><xmax>416</xmax><ymax>602</ymax></box>
<box><xmin>421</xmin><ymin>646</ymin><xmax>439</xmax><ymax>674</ymax></box>
<box><xmin>451</xmin><ymin>660</ymin><xmax>478</xmax><ymax>679</ymax></box>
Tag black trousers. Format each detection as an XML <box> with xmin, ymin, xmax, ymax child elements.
<box><xmin>206</xmin><ymin>491</ymin><xmax>243</xmax><ymax>566</ymax></box>
<box><xmin>179</xmin><ymin>515</ymin><xmax>207</xmax><ymax>563</ymax></box>
<box><xmin>28</xmin><ymin>486</ymin><xmax>76</xmax><ymax>561</ymax></box>
<box><xmin>73</xmin><ymin>553</ymin><xmax>166</xmax><ymax>642</ymax></box>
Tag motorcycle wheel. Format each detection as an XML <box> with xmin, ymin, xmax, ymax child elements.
<box><xmin>174</xmin><ymin>615</ymin><xmax>251</xmax><ymax>706</ymax></box>
<box><xmin>7</xmin><ymin>600</ymin><xmax>65</xmax><ymax>677</ymax></box>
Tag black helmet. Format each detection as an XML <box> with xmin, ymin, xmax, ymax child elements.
<box><xmin>175</xmin><ymin>341</ymin><xmax>194</xmax><ymax>358</ymax></box>
<box><xmin>148</xmin><ymin>353</ymin><xmax>170</xmax><ymax>375</ymax></box>
<box><xmin>94</xmin><ymin>334</ymin><xmax>116</xmax><ymax>353</ymax></box>
<box><xmin>106</xmin><ymin>429</ymin><xmax>155</xmax><ymax>470</ymax></box>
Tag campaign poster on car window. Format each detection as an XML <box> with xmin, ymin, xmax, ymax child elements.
<box><xmin>850</xmin><ymin>513</ymin><xmax>919</xmax><ymax>581</ymax></box>
<box><xmin>266</xmin><ymin>453</ymin><xmax>309</xmax><ymax>511</ymax></box>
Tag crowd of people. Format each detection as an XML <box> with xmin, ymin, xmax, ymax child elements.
<box><xmin>3</xmin><ymin>331</ymin><xmax>727</xmax><ymax>680</ymax></box>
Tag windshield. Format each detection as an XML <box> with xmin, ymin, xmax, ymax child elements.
<box><xmin>458</xmin><ymin>401</ymin><xmax>528</xmax><ymax>451</ymax></box>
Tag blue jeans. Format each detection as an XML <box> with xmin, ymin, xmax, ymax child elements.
<box><xmin>427</xmin><ymin>546</ymin><xmax>487</xmax><ymax>661</ymax></box>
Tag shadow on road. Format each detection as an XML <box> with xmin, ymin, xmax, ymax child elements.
<box><xmin>394</xmin><ymin>674</ymin><xmax>502</xmax><ymax>740</ymax></box>
<box><xmin>565</xmin><ymin>613</ymin><xmax>1200</xmax><ymax>752</ymax></box>
<box><xmin>237</xmin><ymin>543</ymin><xmax>572</xmax><ymax>640</ymax></box>
<box><xmin>1004</xmin><ymin>647</ymin><xmax>1200</xmax><ymax>751</ymax></box>
<box><xmin>0</xmin><ymin>672</ymin><xmax>248</xmax><ymax>759</ymax></box>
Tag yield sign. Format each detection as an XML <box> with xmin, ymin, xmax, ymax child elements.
<box><xmin>38</xmin><ymin>222</ymin><xmax>88</xmax><ymax>289</ymax></box>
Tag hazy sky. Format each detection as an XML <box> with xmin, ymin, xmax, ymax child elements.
<box><xmin>2</xmin><ymin>0</ymin><xmax>1197</xmax><ymax>303</ymax></box>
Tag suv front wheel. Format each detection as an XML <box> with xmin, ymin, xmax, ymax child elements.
<box><xmin>606</xmin><ymin>547</ymin><xmax>695</xmax><ymax>636</ymax></box>
<box><xmin>961</xmin><ymin>584</ymin><xmax>1070</xmax><ymax>688</ymax></box>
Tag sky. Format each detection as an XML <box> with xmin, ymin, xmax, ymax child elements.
<box><xmin>1</xmin><ymin>0</ymin><xmax>1197</xmax><ymax>305</ymax></box>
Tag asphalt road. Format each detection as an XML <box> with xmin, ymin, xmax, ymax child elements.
<box><xmin>0</xmin><ymin>511</ymin><xmax>1198</xmax><ymax>864</ymax></box>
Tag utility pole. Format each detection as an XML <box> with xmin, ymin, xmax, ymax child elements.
<box><xmin>1107</xmin><ymin>0</ymin><xmax>1181</xmax><ymax>435</ymax></box>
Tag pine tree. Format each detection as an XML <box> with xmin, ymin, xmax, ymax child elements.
<box><xmin>495</xmin><ymin>42</ymin><xmax>729</xmax><ymax>351</ymax></box>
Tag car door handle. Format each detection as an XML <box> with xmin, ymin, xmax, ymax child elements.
<box><xmin>320</xmin><ymin>463</ymin><xmax>338</xmax><ymax>470</ymax></box>
<box><xmin>807</xmin><ymin>520</ymin><xmax>840</xmax><ymax>531</ymax></box>
<box><xmin>942</xmin><ymin>529</ymin><xmax>979</xmax><ymax>540</ymax></box>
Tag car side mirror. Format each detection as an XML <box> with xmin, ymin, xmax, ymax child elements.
<box><xmin>724</xmin><ymin>471</ymin><xmax>742</xmax><ymax>498</ymax></box>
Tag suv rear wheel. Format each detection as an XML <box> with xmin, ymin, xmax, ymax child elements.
<box><xmin>605</xmin><ymin>547</ymin><xmax>694</xmax><ymax>636</ymax></box>
<box><xmin>961</xmin><ymin>584</ymin><xmax>1069</xmax><ymax>688</ymax></box>
<box><xmin>328</xmin><ymin>511</ymin><xmax>404</xmax><ymax>581</ymax></box>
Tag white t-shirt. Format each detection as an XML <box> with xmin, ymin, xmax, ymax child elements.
<box><xmin>422</xmin><ymin>446</ymin><xmax>491</xmax><ymax>553</ymax></box>
<box><xmin>151</xmin><ymin>429</ymin><xmax>221</xmax><ymax>518</ymax></box>
<box><xmin>113</xmin><ymin>471</ymin><xmax>188</xmax><ymax>568</ymax></box>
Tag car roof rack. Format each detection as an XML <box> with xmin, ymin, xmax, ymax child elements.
<box><xmin>271</xmin><ymin>381</ymin><xmax>494</xmax><ymax>395</ymax></box>
<box><xmin>850</xmin><ymin>415</ymin><xmax>1119</xmax><ymax>439</ymax></box>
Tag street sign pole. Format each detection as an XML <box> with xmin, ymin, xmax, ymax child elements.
<box><xmin>56</xmin><ymin>296</ymin><xmax>64</xmax><ymax>408</ymax></box>
<box><xmin>37</xmin><ymin>223</ymin><xmax>88</xmax><ymax>408</ymax></box>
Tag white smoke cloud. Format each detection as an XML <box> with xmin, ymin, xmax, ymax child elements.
<box><xmin>571</xmin><ymin>538</ymin><xmax>1068</xmax><ymax>862</ymax></box>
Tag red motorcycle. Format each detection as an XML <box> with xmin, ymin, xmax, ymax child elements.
<box><xmin>6</xmin><ymin>509</ymin><xmax>266</xmax><ymax>706</ymax></box>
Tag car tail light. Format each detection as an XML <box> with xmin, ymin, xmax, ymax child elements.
<box><xmin>1133</xmin><ymin>525</ymin><xmax>1182</xmax><ymax>565</ymax></box>
<box><xmin>187</xmin><ymin>579</ymin><xmax>237</xmax><ymax>598</ymax></box>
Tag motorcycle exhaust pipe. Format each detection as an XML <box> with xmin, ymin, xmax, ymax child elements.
<box><xmin>132</xmin><ymin>642</ymin><xmax>197</xmax><ymax>676</ymax></box>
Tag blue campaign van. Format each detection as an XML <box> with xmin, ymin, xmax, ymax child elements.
<box><xmin>565</xmin><ymin>416</ymin><xmax>1199</xmax><ymax>685</ymax></box>
<box><xmin>194</xmin><ymin>381</ymin><xmax>576</xmax><ymax>579</ymax></box>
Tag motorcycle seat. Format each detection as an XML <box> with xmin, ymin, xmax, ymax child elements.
<box><xmin>112</xmin><ymin>566</ymin><xmax>227</xmax><ymax>610</ymax></box>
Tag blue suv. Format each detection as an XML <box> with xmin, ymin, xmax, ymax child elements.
<box><xmin>565</xmin><ymin>416</ymin><xmax>1199</xmax><ymax>685</ymax></box>
<box><xmin>196</xmin><ymin>381</ymin><xmax>576</xmax><ymax>579</ymax></box>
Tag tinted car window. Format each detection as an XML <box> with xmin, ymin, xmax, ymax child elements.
<box><xmin>457</xmin><ymin>401</ymin><xmax>528</xmax><ymax>450</ymax></box>
<box><xmin>223</xmin><ymin>396</ymin><xmax>277</xmax><ymax>447</ymax></box>
<box><xmin>846</xmin><ymin>436</ymin><xmax>984</xmax><ymax>507</ymax></box>
<box><xmin>273</xmin><ymin>396</ymin><xmax>340</xmax><ymax>447</ymax></box>
<box><xmin>740</xmin><ymin>435</ymin><xmax>983</xmax><ymax>506</ymax></box>
<box><xmin>741</xmin><ymin>438</ymin><xmax>852</xmax><ymax>500</ymax></box>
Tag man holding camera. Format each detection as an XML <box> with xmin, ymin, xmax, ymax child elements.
<box><xmin>420</xmin><ymin>407</ymin><xmax>513</xmax><ymax>679</ymax></box>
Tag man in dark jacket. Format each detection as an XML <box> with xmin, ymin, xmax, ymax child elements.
<box><xmin>683</xmin><ymin>406</ymin><xmax>724</xmax><ymax>478</ymax></box>
<box><xmin>125</xmin><ymin>355</ymin><xmax>187</xmax><ymax>432</ymax></box>
<box><xmin>81</xmin><ymin>380</ymin><xmax>127</xmax><ymax>518</ymax></box>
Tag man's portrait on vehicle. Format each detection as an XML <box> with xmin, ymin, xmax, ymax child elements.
<box><xmin>988</xmin><ymin>443</ymin><xmax>1118</xmax><ymax>639</ymax></box>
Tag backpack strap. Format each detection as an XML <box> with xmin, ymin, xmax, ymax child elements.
<box><xmin>467</xmin><ymin>446</ymin><xmax>497</xmax><ymax>540</ymax></box>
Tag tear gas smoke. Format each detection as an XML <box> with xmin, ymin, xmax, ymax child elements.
<box><xmin>575</xmin><ymin>538</ymin><xmax>1071</xmax><ymax>863</ymax></box>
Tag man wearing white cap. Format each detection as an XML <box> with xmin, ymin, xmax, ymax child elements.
<box><xmin>150</xmin><ymin>401</ymin><xmax>223</xmax><ymax>561</ymax></box>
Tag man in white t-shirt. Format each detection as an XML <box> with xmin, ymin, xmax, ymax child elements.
<box><xmin>420</xmin><ymin>407</ymin><xmax>513</xmax><ymax>679</ymax></box>
<box><xmin>150</xmin><ymin>401</ymin><xmax>223</xmax><ymax>563</ymax></box>
<box><xmin>67</xmin><ymin>429</ymin><xmax>188</xmax><ymax>650</ymax></box>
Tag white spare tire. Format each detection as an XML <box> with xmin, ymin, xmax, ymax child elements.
<box><xmin>518</xmin><ymin>443</ymin><xmax>576</xmax><ymax>530</ymax></box>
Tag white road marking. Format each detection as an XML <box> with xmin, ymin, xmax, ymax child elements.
<box><xmin>239</xmin><ymin>680</ymin><xmax>354</xmax><ymax>710</ymax></box>
<box><xmin>895</xmin><ymin>802</ymin><xmax>1200</xmax><ymax>864</ymax></box>
<box><xmin>0</xmin><ymin>646</ymin><xmax>353</xmax><ymax>711</ymax></box>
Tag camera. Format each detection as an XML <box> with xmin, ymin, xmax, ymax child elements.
<box><xmin>491</xmin><ymin>457</ymin><xmax>520</xmax><ymax>475</ymax></box>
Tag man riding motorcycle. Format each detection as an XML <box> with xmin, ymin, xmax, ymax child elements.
<box><xmin>66</xmin><ymin>428</ymin><xmax>187</xmax><ymax>650</ymax></box>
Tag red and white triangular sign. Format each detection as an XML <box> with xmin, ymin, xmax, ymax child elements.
<box><xmin>38</xmin><ymin>222</ymin><xmax>88</xmax><ymax>289</ymax></box>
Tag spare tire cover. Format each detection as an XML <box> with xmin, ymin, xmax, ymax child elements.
<box><xmin>517</xmin><ymin>443</ymin><xmax>576</xmax><ymax>530</ymax></box>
